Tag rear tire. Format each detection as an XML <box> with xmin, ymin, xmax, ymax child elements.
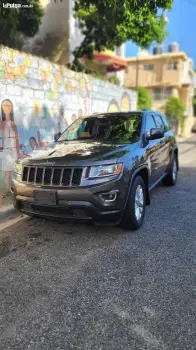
<box><xmin>120</xmin><ymin>175</ymin><xmax>146</xmax><ymax>230</ymax></box>
<box><xmin>162</xmin><ymin>155</ymin><xmax>178</xmax><ymax>186</ymax></box>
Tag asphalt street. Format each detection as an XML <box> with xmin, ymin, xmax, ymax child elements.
<box><xmin>0</xmin><ymin>135</ymin><xmax>196</xmax><ymax>350</ymax></box>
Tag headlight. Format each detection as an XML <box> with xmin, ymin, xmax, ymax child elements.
<box><xmin>14</xmin><ymin>162</ymin><xmax>22</xmax><ymax>175</ymax></box>
<box><xmin>89</xmin><ymin>163</ymin><xmax>123</xmax><ymax>178</ymax></box>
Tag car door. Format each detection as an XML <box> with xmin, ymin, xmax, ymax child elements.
<box><xmin>154</xmin><ymin>113</ymin><xmax>169</xmax><ymax>174</ymax></box>
<box><xmin>161</xmin><ymin>114</ymin><xmax>173</xmax><ymax>170</ymax></box>
<box><xmin>144</xmin><ymin>113</ymin><xmax>162</xmax><ymax>187</ymax></box>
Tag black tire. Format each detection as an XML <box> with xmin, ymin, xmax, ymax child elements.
<box><xmin>162</xmin><ymin>155</ymin><xmax>178</xmax><ymax>186</ymax></box>
<box><xmin>120</xmin><ymin>175</ymin><xmax>146</xmax><ymax>230</ymax></box>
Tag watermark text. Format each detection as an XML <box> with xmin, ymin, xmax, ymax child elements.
<box><xmin>2</xmin><ymin>3</ymin><xmax>33</xmax><ymax>8</ymax></box>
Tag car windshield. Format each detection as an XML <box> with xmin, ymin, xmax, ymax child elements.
<box><xmin>58</xmin><ymin>113</ymin><xmax>142</xmax><ymax>144</ymax></box>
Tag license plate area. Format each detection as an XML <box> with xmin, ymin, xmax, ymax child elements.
<box><xmin>34</xmin><ymin>190</ymin><xmax>56</xmax><ymax>206</ymax></box>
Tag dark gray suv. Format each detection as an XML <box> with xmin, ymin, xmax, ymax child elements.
<box><xmin>12</xmin><ymin>110</ymin><xmax>179</xmax><ymax>230</ymax></box>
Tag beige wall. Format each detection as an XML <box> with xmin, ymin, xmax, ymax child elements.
<box><xmin>125</xmin><ymin>53</ymin><xmax>195</xmax><ymax>128</ymax></box>
<box><xmin>162</xmin><ymin>62</ymin><xmax>181</xmax><ymax>87</ymax></box>
<box><xmin>125</xmin><ymin>56</ymin><xmax>183</xmax><ymax>89</ymax></box>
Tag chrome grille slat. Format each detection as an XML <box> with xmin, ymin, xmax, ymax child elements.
<box><xmin>50</xmin><ymin>168</ymin><xmax>55</xmax><ymax>185</ymax></box>
<box><xmin>27</xmin><ymin>167</ymin><xmax>30</xmax><ymax>182</ymax></box>
<box><xmin>59</xmin><ymin>168</ymin><xmax>64</xmax><ymax>186</ymax></box>
<box><xmin>22</xmin><ymin>166</ymin><xmax>83</xmax><ymax>187</ymax></box>
<box><xmin>34</xmin><ymin>167</ymin><xmax>37</xmax><ymax>183</ymax></box>
<box><xmin>69</xmin><ymin>168</ymin><xmax>74</xmax><ymax>187</ymax></box>
<box><xmin>42</xmin><ymin>168</ymin><xmax>46</xmax><ymax>185</ymax></box>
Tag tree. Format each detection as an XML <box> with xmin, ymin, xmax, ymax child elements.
<box><xmin>0</xmin><ymin>0</ymin><xmax>44</xmax><ymax>49</ymax></box>
<box><xmin>136</xmin><ymin>87</ymin><xmax>152</xmax><ymax>110</ymax></box>
<box><xmin>165</xmin><ymin>96</ymin><xmax>185</xmax><ymax>133</ymax></box>
<box><xmin>71</xmin><ymin>0</ymin><xmax>173</xmax><ymax>70</ymax></box>
<box><xmin>108</xmin><ymin>75</ymin><xmax>120</xmax><ymax>86</ymax></box>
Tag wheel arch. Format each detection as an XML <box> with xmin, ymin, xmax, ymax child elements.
<box><xmin>125</xmin><ymin>166</ymin><xmax>150</xmax><ymax>208</ymax></box>
<box><xmin>174</xmin><ymin>147</ymin><xmax>179</xmax><ymax>170</ymax></box>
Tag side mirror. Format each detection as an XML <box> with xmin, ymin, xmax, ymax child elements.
<box><xmin>54</xmin><ymin>132</ymin><xmax>61</xmax><ymax>141</ymax></box>
<box><xmin>147</xmin><ymin>128</ymin><xmax>164</xmax><ymax>140</ymax></box>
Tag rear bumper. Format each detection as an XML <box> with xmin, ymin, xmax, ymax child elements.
<box><xmin>11</xmin><ymin>178</ymin><xmax>128</xmax><ymax>225</ymax></box>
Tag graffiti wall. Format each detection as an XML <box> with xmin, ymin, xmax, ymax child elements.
<box><xmin>0</xmin><ymin>46</ymin><xmax>137</xmax><ymax>192</ymax></box>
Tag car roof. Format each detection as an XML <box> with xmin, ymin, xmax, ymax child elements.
<box><xmin>86</xmin><ymin>111</ymin><xmax>143</xmax><ymax>118</ymax></box>
<box><xmin>142</xmin><ymin>109</ymin><xmax>160</xmax><ymax>113</ymax></box>
<box><xmin>87</xmin><ymin>110</ymin><xmax>162</xmax><ymax>117</ymax></box>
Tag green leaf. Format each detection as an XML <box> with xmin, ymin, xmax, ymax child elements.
<box><xmin>73</xmin><ymin>0</ymin><xmax>173</xmax><ymax>62</ymax></box>
<box><xmin>0</xmin><ymin>0</ymin><xmax>43</xmax><ymax>48</ymax></box>
<box><xmin>136</xmin><ymin>87</ymin><xmax>152</xmax><ymax>110</ymax></box>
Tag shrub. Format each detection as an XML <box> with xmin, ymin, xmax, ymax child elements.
<box><xmin>108</xmin><ymin>75</ymin><xmax>120</xmax><ymax>86</ymax></box>
<box><xmin>165</xmin><ymin>96</ymin><xmax>185</xmax><ymax>134</ymax></box>
<box><xmin>136</xmin><ymin>87</ymin><xmax>152</xmax><ymax>110</ymax></box>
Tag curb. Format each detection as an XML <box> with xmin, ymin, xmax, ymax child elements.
<box><xmin>0</xmin><ymin>205</ymin><xmax>20</xmax><ymax>221</ymax></box>
<box><xmin>176</xmin><ymin>134</ymin><xmax>195</xmax><ymax>143</ymax></box>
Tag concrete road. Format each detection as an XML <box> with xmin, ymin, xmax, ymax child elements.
<box><xmin>0</xmin><ymin>136</ymin><xmax>196</xmax><ymax>350</ymax></box>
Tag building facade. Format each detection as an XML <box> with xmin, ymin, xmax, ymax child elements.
<box><xmin>125</xmin><ymin>45</ymin><xmax>196</xmax><ymax>135</ymax></box>
<box><xmin>24</xmin><ymin>0</ymin><xmax>126</xmax><ymax>86</ymax></box>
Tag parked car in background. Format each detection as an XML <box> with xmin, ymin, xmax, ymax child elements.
<box><xmin>12</xmin><ymin>110</ymin><xmax>179</xmax><ymax>230</ymax></box>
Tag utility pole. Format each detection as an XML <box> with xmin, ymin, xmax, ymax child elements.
<box><xmin>161</xmin><ymin>9</ymin><xmax>168</xmax><ymax>101</ymax></box>
<box><xmin>161</xmin><ymin>9</ymin><xmax>168</xmax><ymax>51</ymax></box>
<box><xmin>136</xmin><ymin>52</ymin><xmax>139</xmax><ymax>89</ymax></box>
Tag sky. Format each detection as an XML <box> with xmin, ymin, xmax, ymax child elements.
<box><xmin>125</xmin><ymin>0</ymin><xmax>196</xmax><ymax>67</ymax></box>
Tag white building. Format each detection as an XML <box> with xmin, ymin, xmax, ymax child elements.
<box><xmin>24</xmin><ymin>0</ymin><xmax>126</xmax><ymax>86</ymax></box>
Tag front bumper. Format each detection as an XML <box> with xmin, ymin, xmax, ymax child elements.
<box><xmin>12</xmin><ymin>177</ymin><xmax>128</xmax><ymax>225</ymax></box>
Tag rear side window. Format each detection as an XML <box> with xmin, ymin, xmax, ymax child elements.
<box><xmin>161</xmin><ymin>115</ymin><xmax>172</xmax><ymax>132</ymax></box>
<box><xmin>146</xmin><ymin>114</ymin><xmax>156</xmax><ymax>132</ymax></box>
<box><xmin>154</xmin><ymin>114</ymin><xmax>165</xmax><ymax>129</ymax></box>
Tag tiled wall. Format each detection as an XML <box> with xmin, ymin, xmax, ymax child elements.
<box><xmin>0</xmin><ymin>46</ymin><xmax>137</xmax><ymax>191</ymax></box>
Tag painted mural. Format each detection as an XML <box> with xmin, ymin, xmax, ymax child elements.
<box><xmin>0</xmin><ymin>46</ymin><xmax>137</xmax><ymax>192</ymax></box>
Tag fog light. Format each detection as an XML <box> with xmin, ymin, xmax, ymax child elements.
<box><xmin>99</xmin><ymin>190</ymin><xmax>119</xmax><ymax>202</ymax></box>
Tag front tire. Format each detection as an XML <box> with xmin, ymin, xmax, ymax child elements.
<box><xmin>120</xmin><ymin>175</ymin><xmax>146</xmax><ymax>230</ymax></box>
<box><xmin>162</xmin><ymin>155</ymin><xmax>178</xmax><ymax>186</ymax></box>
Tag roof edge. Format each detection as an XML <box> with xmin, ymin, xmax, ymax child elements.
<box><xmin>126</xmin><ymin>51</ymin><xmax>188</xmax><ymax>62</ymax></box>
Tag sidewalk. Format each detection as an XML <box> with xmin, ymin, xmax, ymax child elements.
<box><xmin>0</xmin><ymin>194</ymin><xmax>19</xmax><ymax>221</ymax></box>
<box><xmin>0</xmin><ymin>204</ymin><xmax>19</xmax><ymax>221</ymax></box>
<box><xmin>176</xmin><ymin>134</ymin><xmax>194</xmax><ymax>143</ymax></box>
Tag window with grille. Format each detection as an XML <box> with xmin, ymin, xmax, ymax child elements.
<box><xmin>143</xmin><ymin>64</ymin><xmax>154</xmax><ymax>71</ymax></box>
<box><xmin>166</xmin><ymin>62</ymin><xmax>178</xmax><ymax>70</ymax></box>
<box><xmin>152</xmin><ymin>88</ymin><xmax>173</xmax><ymax>101</ymax></box>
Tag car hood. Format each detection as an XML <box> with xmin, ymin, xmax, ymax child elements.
<box><xmin>20</xmin><ymin>141</ymin><xmax>139</xmax><ymax>166</ymax></box>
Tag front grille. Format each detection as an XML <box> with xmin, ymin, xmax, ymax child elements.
<box><xmin>22</xmin><ymin>166</ymin><xmax>83</xmax><ymax>187</ymax></box>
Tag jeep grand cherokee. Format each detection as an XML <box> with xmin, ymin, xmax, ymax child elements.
<box><xmin>11</xmin><ymin>110</ymin><xmax>179</xmax><ymax>230</ymax></box>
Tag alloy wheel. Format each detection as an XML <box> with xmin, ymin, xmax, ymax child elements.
<box><xmin>172</xmin><ymin>159</ymin><xmax>177</xmax><ymax>182</ymax></box>
<box><xmin>134</xmin><ymin>185</ymin><xmax>144</xmax><ymax>221</ymax></box>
